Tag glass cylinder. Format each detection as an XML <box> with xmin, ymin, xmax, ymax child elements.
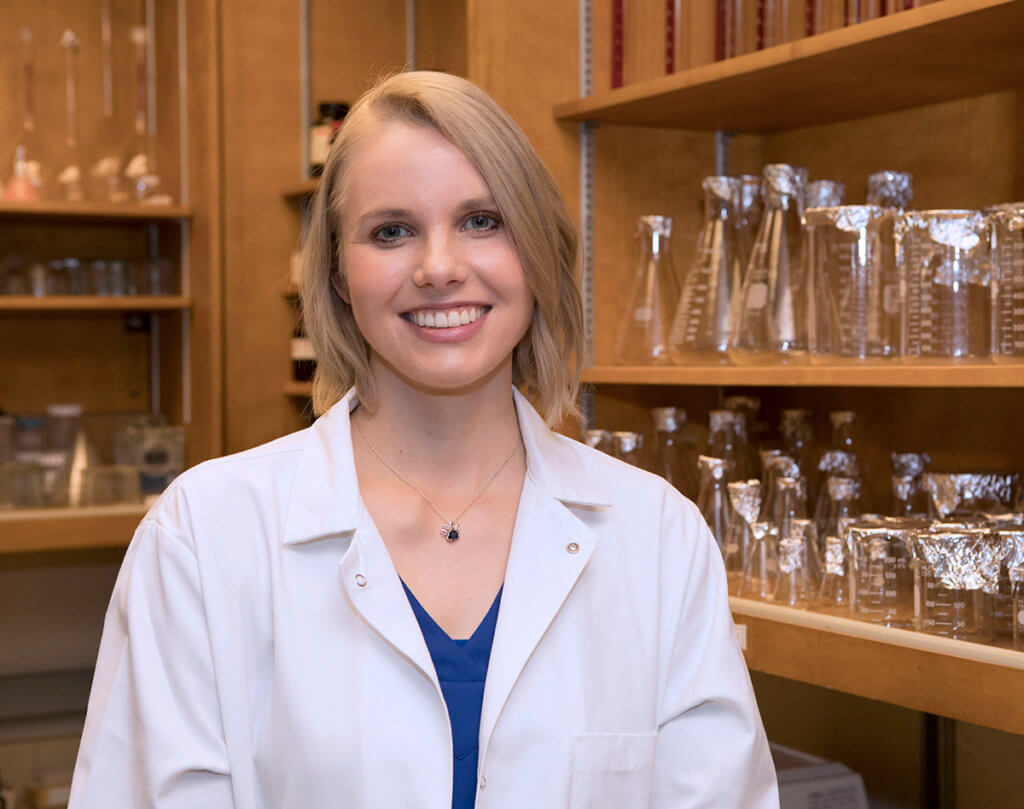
<box><xmin>124</xmin><ymin>25</ymin><xmax>164</xmax><ymax>202</ymax></box>
<box><xmin>725</xmin><ymin>479</ymin><xmax>762</xmax><ymax>595</ymax></box>
<box><xmin>697</xmin><ymin>455</ymin><xmax>732</xmax><ymax>549</ymax></box>
<box><xmin>897</xmin><ymin>210</ymin><xmax>992</xmax><ymax>362</ymax></box>
<box><xmin>866</xmin><ymin>171</ymin><xmax>913</xmax><ymax>209</ymax></box>
<box><xmin>762</xmin><ymin>0</ymin><xmax>791</xmax><ymax>47</ymax></box>
<box><xmin>0</xmin><ymin>461</ymin><xmax>47</xmax><ymax>509</ymax></box>
<box><xmin>774</xmin><ymin>536</ymin><xmax>812</xmax><ymax>608</ymax></box>
<box><xmin>989</xmin><ymin>204</ymin><xmax>1024</xmax><ymax>363</ymax></box>
<box><xmin>739</xmin><ymin>521</ymin><xmax>779</xmax><ymax>601</ymax></box>
<box><xmin>583</xmin><ymin>429</ymin><xmax>614</xmax><ymax>455</ymax></box>
<box><xmin>806</xmin><ymin>180</ymin><xmax>845</xmax><ymax>209</ymax></box>
<box><xmin>849</xmin><ymin>519</ymin><xmax>918</xmax><ymax>628</ymax></box>
<box><xmin>4</xmin><ymin>28</ymin><xmax>46</xmax><ymax>202</ymax></box>
<box><xmin>818</xmin><ymin>535</ymin><xmax>852</xmax><ymax>612</ymax></box>
<box><xmin>43</xmin><ymin>404</ymin><xmax>82</xmax><ymax>455</ymax></box>
<box><xmin>617</xmin><ymin>216</ymin><xmax>680</xmax><ymax>365</ymax></box>
<box><xmin>806</xmin><ymin>206</ymin><xmax>899</xmax><ymax>363</ymax></box>
<box><xmin>912</xmin><ymin>529</ymin><xmax>1000</xmax><ymax>640</ymax></box>
<box><xmin>670</xmin><ymin>177</ymin><xmax>742</xmax><ymax>363</ymax></box>
<box><xmin>730</xmin><ymin>164</ymin><xmax>809</xmax><ymax>364</ymax></box>
<box><xmin>611</xmin><ymin>431</ymin><xmax>644</xmax><ymax>467</ymax></box>
<box><xmin>56</xmin><ymin>30</ymin><xmax>86</xmax><ymax>202</ymax></box>
<box><xmin>651</xmin><ymin>407</ymin><xmax>699</xmax><ymax>498</ymax></box>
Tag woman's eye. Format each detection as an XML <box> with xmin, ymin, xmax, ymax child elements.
<box><xmin>464</xmin><ymin>213</ymin><xmax>500</xmax><ymax>232</ymax></box>
<box><xmin>373</xmin><ymin>224</ymin><xmax>411</xmax><ymax>243</ymax></box>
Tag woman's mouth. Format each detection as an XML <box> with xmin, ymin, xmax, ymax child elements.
<box><xmin>403</xmin><ymin>305</ymin><xmax>490</xmax><ymax>329</ymax></box>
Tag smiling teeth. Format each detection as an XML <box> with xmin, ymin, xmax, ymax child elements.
<box><xmin>412</xmin><ymin>306</ymin><xmax>484</xmax><ymax>329</ymax></box>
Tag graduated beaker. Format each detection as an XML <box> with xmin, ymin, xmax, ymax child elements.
<box><xmin>989</xmin><ymin>204</ymin><xmax>1024</xmax><ymax>363</ymax></box>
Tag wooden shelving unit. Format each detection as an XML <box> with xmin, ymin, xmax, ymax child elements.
<box><xmin>731</xmin><ymin>598</ymin><xmax>1024</xmax><ymax>736</ymax></box>
<box><xmin>554</xmin><ymin>0</ymin><xmax>1024</xmax><ymax>131</ymax></box>
<box><xmin>0</xmin><ymin>200</ymin><xmax>193</xmax><ymax>222</ymax></box>
<box><xmin>0</xmin><ymin>505</ymin><xmax>146</xmax><ymax>554</ymax></box>
<box><xmin>583</xmin><ymin>363</ymin><xmax>1024</xmax><ymax>388</ymax></box>
<box><xmin>0</xmin><ymin>296</ymin><xmax>193</xmax><ymax>312</ymax></box>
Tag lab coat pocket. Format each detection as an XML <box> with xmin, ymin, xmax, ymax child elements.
<box><xmin>570</xmin><ymin>731</ymin><xmax>658</xmax><ymax>809</ymax></box>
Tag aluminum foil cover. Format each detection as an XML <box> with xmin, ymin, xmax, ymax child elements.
<box><xmin>698</xmin><ymin>454</ymin><xmax>728</xmax><ymax>480</ymax></box>
<box><xmin>986</xmin><ymin>203</ymin><xmax>1024</xmax><ymax>233</ymax></box>
<box><xmin>827</xmin><ymin>475</ymin><xmax>862</xmax><ymax>502</ymax></box>
<box><xmin>913</xmin><ymin>530</ymin><xmax>1004</xmax><ymax>592</ymax></box>
<box><xmin>763</xmin><ymin>163</ymin><xmax>804</xmax><ymax>202</ymax></box>
<box><xmin>922</xmin><ymin>472</ymin><xmax>1019</xmax><ymax>517</ymax></box>
<box><xmin>728</xmin><ymin>479</ymin><xmax>762</xmax><ymax>525</ymax></box>
<box><xmin>740</xmin><ymin>175</ymin><xmax>762</xmax><ymax>215</ymax></box>
<box><xmin>708</xmin><ymin>409</ymin><xmax>739</xmax><ymax>431</ymax></box>
<box><xmin>996</xmin><ymin>530</ymin><xmax>1024</xmax><ymax>575</ymax></box>
<box><xmin>867</xmin><ymin>170</ymin><xmax>913</xmax><ymax>209</ymax></box>
<box><xmin>750</xmin><ymin>521</ymin><xmax>778</xmax><ymax>542</ymax></box>
<box><xmin>613</xmin><ymin>431</ymin><xmax>643</xmax><ymax>454</ymax></box>
<box><xmin>818</xmin><ymin>449</ymin><xmax>858</xmax><ymax>476</ymax></box>
<box><xmin>824</xmin><ymin>536</ymin><xmax>846</xmax><ymax>575</ymax></box>
<box><xmin>892</xmin><ymin>475</ymin><xmax>916</xmax><ymax>501</ymax></box>
<box><xmin>703</xmin><ymin>175</ymin><xmax>741</xmax><ymax>204</ymax></box>
<box><xmin>772</xmin><ymin>456</ymin><xmax>802</xmax><ymax>480</ymax></box>
<box><xmin>892</xmin><ymin>451</ymin><xmax>930</xmax><ymax>478</ymax></box>
<box><xmin>638</xmin><ymin>215</ymin><xmax>673</xmax><ymax>238</ymax></box>
<box><xmin>778</xmin><ymin>538</ymin><xmax>804</xmax><ymax>573</ymax></box>
<box><xmin>760</xmin><ymin>448</ymin><xmax>784</xmax><ymax>468</ymax></box>
<box><xmin>806</xmin><ymin>181</ymin><xmax>846</xmax><ymax>209</ymax></box>
<box><xmin>651</xmin><ymin>406</ymin><xmax>683</xmax><ymax>433</ymax></box>
<box><xmin>805</xmin><ymin>204</ymin><xmax>885</xmax><ymax>233</ymax></box>
<box><xmin>583</xmin><ymin>429</ymin><xmax>611</xmax><ymax>449</ymax></box>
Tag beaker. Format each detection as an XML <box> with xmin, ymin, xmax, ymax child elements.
<box><xmin>806</xmin><ymin>205</ymin><xmax>899</xmax><ymax>363</ymax></box>
<box><xmin>774</xmin><ymin>537</ymin><xmax>812</xmax><ymax>608</ymax></box>
<box><xmin>1012</xmin><ymin>565</ymin><xmax>1024</xmax><ymax>650</ymax></box>
<box><xmin>989</xmin><ymin>204</ymin><xmax>1024</xmax><ymax>363</ymax></box>
<box><xmin>651</xmin><ymin>407</ymin><xmax>699</xmax><ymax>498</ymax></box>
<box><xmin>697</xmin><ymin>455</ymin><xmax>732</xmax><ymax>549</ymax></box>
<box><xmin>730</xmin><ymin>164</ymin><xmax>809</xmax><ymax>364</ymax></box>
<box><xmin>617</xmin><ymin>216</ymin><xmax>680</xmax><ymax>365</ymax></box>
<box><xmin>994</xmin><ymin>529</ymin><xmax>1024</xmax><ymax>637</ymax></box>
<box><xmin>739</xmin><ymin>522</ymin><xmax>779</xmax><ymax>601</ymax></box>
<box><xmin>922</xmin><ymin>472</ymin><xmax>1019</xmax><ymax>519</ymax></box>
<box><xmin>849</xmin><ymin>519</ymin><xmax>918</xmax><ymax>628</ymax></box>
<box><xmin>670</xmin><ymin>177</ymin><xmax>742</xmax><ymax>363</ymax></box>
<box><xmin>725</xmin><ymin>479</ymin><xmax>762</xmax><ymax>595</ymax></box>
<box><xmin>818</xmin><ymin>535</ymin><xmax>852</xmax><ymax>613</ymax></box>
<box><xmin>897</xmin><ymin>210</ymin><xmax>992</xmax><ymax>362</ymax></box>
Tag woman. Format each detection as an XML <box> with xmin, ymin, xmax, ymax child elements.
<box><xmin>70</xmin><ymin>71</ymin><xmax>777</xmax><ymax>809</ymax></box>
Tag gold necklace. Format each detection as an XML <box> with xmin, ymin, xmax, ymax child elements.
<box><xmin>353</xmin><ymin>419</ymin><xmax>520</xmax><ymax>542</ymax></box>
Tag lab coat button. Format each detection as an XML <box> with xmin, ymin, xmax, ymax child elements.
<box><xmin>354</xmin><ymin>574</ymin><xmax>367</xmax><ymax>587</ymax></box>
<box><xmin>566</xmin><ymin>542</ymin><xmax>580</xmax><ymax>554</ymax></box>
<box><xmin>479</xmin><ymin>776</ymin><xmax>486</xmax><ymax>790</ymax></box>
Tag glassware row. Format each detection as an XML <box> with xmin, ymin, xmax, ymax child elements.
<box><xmin>1</xmin><ymin>256</ymin><xmax>178</xmax><ymax>296</ymax></box>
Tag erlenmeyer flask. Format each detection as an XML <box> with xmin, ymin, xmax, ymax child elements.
<box><xmin>794</xmin><ymin>518</ymin><xmax>822</xmax><ymax>590</ymax></box>
<box><xmin>818</xmin><ymin>535</ymin><xmax>851</xmax><ymax>612</ymax></box>
<box><xmin>725</xmin><ymin>479</ymin><xmax>762</xmax><ymax>595</ymax></box>
<box><xmin>780</xmin><ymin>408</ymin><xmax>815</xmax><ymax>488</ymax></box>
<box><xmin>4</xmin><ymin>28</ymin><xmax>46</xmax><ymax>202</ymax></box>
<box><xmin>824</xmin><ymin>476</ymin><xmax>862</xmax><ymax>541</ymax></box>
<box><xmin>697</xmin><ymin>455</ymin><xmax>732</xmax><ymax>549</ymax></box>
<box><xmin>582</xmin><ymin>429</ymin><xmax>614</xmax><ymax>455</ymax></box>
<box><xmin>56</xmin><ymin>30</ymin><xmax>86</xmax><ymax>202</ymax></box>
<box><xmin>730</xmin><ymin>164</ymin><xmax>809</xmax><ymax>364</ymax></box>
<box><xmin>723</xmin><ymin>396</ymin><xmax>761</xmax><ymax>479</ymax></box>
<box><xmin>739</xmin><ymin>522</ymin><xmax>779</xmax><ymax>601</ymax></box>
<box><xmin>760</xmin><ymin>454</ymin><xmax>799</xmax><ymax>523</ymax></box>
<box><xmin>669</xmin><ymin>177</ymin><xmax>742</xmax><ymax>363</ymax></box>
<box><xmin>611</xmin><ymin>431</ymin><xmax>645</xmax><ymax>467</ymax></box>
<box><xmin>736</xmin><ymin>174</ymin><xmax>762</xmax><ymax>282</ymax></box>
<box><xmin>651</xmin><ymin>407</ymin><xmax>699</xmax><ymax>498</ymax></box>
<box><xmin>89</xmin><ymin>0</ymin><xmax>129</xmax><ymax>202</ymax></box>
<box><xmin>828</xmin><ymin>410</ymin><xmax>870</xmax><ymax>503</ymax></box>
<box><xmin>707</xmin><ymin>410</ymin><xmax>743</xmax><ymax>481</ymax></box>
<box><xmin>124</xmin><ymin>25</ymin><xmax>166</xmax><ymax>203</ymax></box>
<box><xmin>806</xmin><ymin>180</ymin><xmax>845</xmax><ymax>209</ymax></box>
<box><xmin>774</xmin><ymin>536</ymin><xmax>811</xmax><ymax>608</ymax></box>
<box><xmin>617</xmin><ymin>216</ymin><xmax>680</xmax><ymax>365</ymax></box>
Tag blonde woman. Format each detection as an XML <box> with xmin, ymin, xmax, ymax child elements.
<box><xmin>70</xmin><ymin>72</ymin><xmax>778</xmax><ymax>809</ymax></box>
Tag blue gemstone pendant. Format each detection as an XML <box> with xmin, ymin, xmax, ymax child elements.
<box><xmin>441</xmin><ymin>521</ymin><xmax>461</xmax><ymax>542</ymax></box>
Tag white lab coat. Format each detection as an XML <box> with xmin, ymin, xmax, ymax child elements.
<box><xmin>69</xmin><ymin>388</ymin><xmax>778</xmax><ymax>809</ymax></box>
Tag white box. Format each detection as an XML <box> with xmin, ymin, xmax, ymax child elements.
<box><xmin>771</xmin><ymin>743</ymin><xmax>869</xmax><ymax>809</ymax></box>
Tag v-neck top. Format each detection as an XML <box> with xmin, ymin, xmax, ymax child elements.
<box><xmin>402</xmin><ymin>582</ymin><xmax>502</xmax><ymax>809</ymax></box>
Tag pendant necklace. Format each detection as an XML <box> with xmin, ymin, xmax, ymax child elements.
<box><xmin>353</xmin><ymin>418</ymin><xmax>520</xmax><ymax>542</ymax></box>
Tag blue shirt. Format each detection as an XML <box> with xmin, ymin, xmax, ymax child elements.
<box><xmin>402</xmin><ymin>582</ymin><xmax>502</xmax><ymax>809</ymax></box>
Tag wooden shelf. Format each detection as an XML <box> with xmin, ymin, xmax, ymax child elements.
<box><xmin>731</xmin><ymin>597</ymin><xmax>1024</xmax><ymax>735</ymax></box>
<box><xmin>282</xmin><ymin>282</ymin><xmax>301</xmax><ymax>298</ymax></box>
<box><xmin>0</xmin><ymin>295</ymin><xmax>193</xmax><ymax>312</ymax></box>
<box><xmin>0</xmin><ymin>505</ymin><xmax>146</xmax><ymax>554</ymax></box>
<box><xmin>283</xmin><ymin>380</ymin><xmax>313</xmax><ymax>397</ymax></box>
<box><xmin>282</xmin><ymin>179</ymin><xmax>320</xmax><ymax>200</ymax></box>
<box><xmin>0</xmin><ymin>200</ymin><xmax>192</xmax><ymax>222</ymax></box>
<box><xmin>554</xmin><ymin>0</ymin><xmax>1024</xmax><ymax>131</ymax></box>
<box><xmin>582</xmin><ymin>363</ymin><xmax>1024</xmax><ymax>387</ymax></box>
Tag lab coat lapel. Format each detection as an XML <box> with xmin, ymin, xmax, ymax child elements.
<box><xmin>478</xmin><ymin>480</ymin><xmax>600</xmax><ymax>753</ymax></box>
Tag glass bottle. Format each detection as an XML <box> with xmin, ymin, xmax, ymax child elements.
<box><xmin>56</xmin><ymin>30</ymin><xmax>86</xmax><ymax>202</ymax></box>
<box><xmin>780</xmin><ymin>408</ymin><xmax>815</xmax><ymax>488</ymax></box>
<box><xmin>774</xmin><ymin>536</ymin><xmax>811</xmax><ymax>608</ymax></box>
<box><xmin>4</xmin><ymin>28</ymin><xmax>46</xmax><ymax>202</ymax></box>
<box><xmin>739</xmin><ymin>522</ymin><xmax>779</xmax><ymax>601</ymax></box>
<box><xmin>124</xmin><ymin>25</ymin><xmax>165</xmax><ymax>202</ymax></box>
<box><xmin>611</xmin><ymin>431</ymin><xmax>644</xmax><ymax>467</ymax></box>
<box><xmin>669</xmin><ymin>177</ymin><xmax>742</xmax><ymax>363</ymax></box>
<box><xmin>828</xmin><ymin>410</ymin><xmax>870</xmax><ymax>504</ymax></box>
<box><xmin>89</xmin><ymin>0</ymin><xmax>129</xmax><ymax>202</ymax></box>
<box><xmin>818</xmin><ymin>535</ymin><xmax>851</xmax><ymax>612</ymax></box>
<box><xmin>760</xmin><ymin>454</ymin><xmax>799</xmax><ymax>523</ymax></box>
<box><xmin>723</xmin><ymin>395</ymin><xmax>762</xmax><ymax>478</ymax></box>
<box><xmin>773</xmin><ymin>475</ymin><xmax>807</xmax><ymax>542</ymax></box>
<box><xmin>806</xmin><ymin>180</ymin><xmax>845</xmax><ymax>209</ymax></box>
<box><xmin>697</xmin><ymin>456</ymin><xmax>732</xmax><ymax>549</ymax></box>
<box><xmin>730</xmin><ymin>164</ymin><xmax>809</xmax><ymax>364</ymax></box>
<box><xmin>725</xmin><ymin>479</ymin><xmax>762</xmax><ymax>594</ymax></box>
<box><xmin>651</xmin><ymin>407</ymin><xmax>699</xmax><ymax>498</ymax></box>
<box><xmin>707</xmin><ymin>410</ymin><xmax>743</xmax><ymax>481</ymax></box>
<box><xmin>617</xmin><ymin>216</ymin><xmax>680</xmax><ymax>365</ymax></box>
<box><xmin>736</xmin><ymin>174</ymin><xmax>762</xmax><ymax>281</ymax></box>
<box><xmin>824</xmin><ymin>476</ymin><xmax>862</xmax><ymax>541</ymax></box>
<box><xmin>582</xmin><ymin>429</ymin><xmax>614</xmax><ymax>455</ymax></box>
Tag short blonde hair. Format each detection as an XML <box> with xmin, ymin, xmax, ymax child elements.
<box><xmin>302</xmin><ymin>71</ymin><xmax>583</xmax><ymax>426</ymax></box>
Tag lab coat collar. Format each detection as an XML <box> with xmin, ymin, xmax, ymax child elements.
<box><xmin>282</xmin><ymin>387</ymin><xmax>610</xmax><ymax>546</ymax></box>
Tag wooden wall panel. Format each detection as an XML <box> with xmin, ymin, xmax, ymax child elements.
<box><xmin>416</xmin><ymin>0</ymin><xmax>469</xmax><ymax>76</ymax></box>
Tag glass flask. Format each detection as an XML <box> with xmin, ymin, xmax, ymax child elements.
<box><xmin>774</xmin><ymin>536</ymin><xmax>812</xmax><ymax>608</ymax></box>
<box><xmin>582</xmin><ymin>429</ymin><xmax>614</xmax><ymax>456</ymax></box>
<box><xmin>897</xmin><ymin>210</ymin><xmax>992</xmax><ymax>362</ymax></box>
<box><xmin>818</xmin><ymin>535</ymin><xmax>852</xmax><ymax>613</ymax></box>
<box><xmin>669</xmin><ymin>177</ymin><xmax>742</xmax><ymax>362</ymax></box>
<box><xmin>827</xmin><ymin>409</ymin><xmax>870</xmax><ymax>506</ymax></box>
<box><xmin>806</xmin><ymin>206</ymin><xmax>899</xmax><ymax>363</ymax></box>
<box><xmin>611</xmin><ymin>431</ymin><xmax>644</xmax><ymax>467</ymax></box>
<box><xmin>760</xmin><ymin>454</ymin><xmax>800</xmax><ymax>523</ymax></box>
<box><xmin>866</xmin><ymin>170</ymin><xmax>913</xmax><ymax>210</ymax></box>
<box><xmin>912</xmin><ymin>529</ymin><xmax>1001</xmax><ymax>640</ymax></box>
<box><xmin>773</xmin><ymin>476</ymin><xmax>808</xmax><ymax>543</ymax></box>
<box><xmin>617</xmin><ymin>216</ymin><xmax>680</xmax><ymax>365</ymax></box>
<box><xmin>4</xmin><ymin>28</ymin><xmax>46</xmax><ymax>202</ymax></box>
<box><xmin>780</xmin><ymin>408</ymin><xmax>815</xmax><ymax>487</ymax></box>
<box><xmin>723</xmin><ymin>396</ymin><xmax>762</xmax><ymax>478</ymax></box>
<box><xmin>730</xmin><ymin>164</ymin><xmax>809</xmax><ymax>364</ymax></box>
<box><xmin>994</xmin><ymin>530</ymin><xmax>1024</xmax><ymax>637</ymax></box>
<box><xmin>805</xmin><ymin>180</ymin><xmax>845</xmax><ymax>209</ymax></box>
<box><xmin>989</xmin><ymin>204</ymin><xmax>1024</xmax><ymax>363</ymax></box>
<box><xmin>824</xmin><ymin>476</ymin><xmax>862</xmax><ymax>542</ymax></box>
<box><xmin>739</xmin><ymin>522</ymin><xmax>779</xmax><ymax>601</ymax></box>
<box><xmin>651</xmin><ymin>407</ymin><xmax>699</xmax><ymax>498</ymax></box>
<box><xmin>922</xmin><ymin>472</ymin><xmax>1018</xmax><ymax>519</ymax></box>
<box><xmin>124</xmin><ymin>25</ymin><xmax>167</xmax><ymax>203</ymax></box>
<box><xmin>697</xmin><ymin>455</ymin><xmax>732</xmax><ymax>549</ymax></box>
<box><xmin>725</xmin><ymin>479</ymin><xmax>762</xmax><ymax>595</ymax></box>
<box><xmin>707</xmin><ymin>410</ymin><xmax>740</xmax><ymax>481</ymax></box>
<box><xmin>56</xmin><ymin>30</ymin><xmax>86</xmax><ymax>202</ymax></box>
<box><xmin>793</xmin><ymin>518</ymin><xmax>822</xmax><ymax>590</ymax></box>
<box><xmin>737</xmin><ymin>174</ymin><xmax>762</xmax><ymax>281</ymax></box>
<box><xmin>89</xmin><ymin>0</ymin><xmax>129</xmax><ymax>202</ymax></box>
<box><xmin>849</xmin><ymin>519</ymin><xmax>919</xmax><ymax>628</ymax></box>
<box><xmin>1012</xmin><ymin>564</ymin><xmax>1024</xmax><ymax>651</ymax></box>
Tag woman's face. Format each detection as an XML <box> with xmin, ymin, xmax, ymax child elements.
<box><xmin>335</xmin><ymin>120</ymin><xmax>534</xmax><ymax>395</ymax></box>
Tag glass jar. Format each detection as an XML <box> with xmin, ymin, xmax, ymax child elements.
<box><xmin>989</xmin><ymin>204</ymin><xmax>1024</xmax><ymax>363</ymax></box>
<box><xmin>774</xmin><ymin>536</ymin><xmax>812</xmax><ymax>608</ymax></box>
<box><xmin>617</xmin><ymin>216</ymin><xmax>680</xmax><ymax>365</ymax></box>
<box><xmin>725</xmin><ymin>479</ymin><xmax>762</xmax><ymax>595</ymax></box>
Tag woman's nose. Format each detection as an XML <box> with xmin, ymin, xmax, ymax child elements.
<box><xmin>413</xmin><ymin>231</ymin><xmax>466</xmax><ymax>288</ymax></box>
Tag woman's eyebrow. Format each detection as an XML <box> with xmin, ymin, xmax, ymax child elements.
<box><xmin>356</xmin><ymin>198</ymin><xmax>498</xmax><ymax>227</ymax></box>
<box><xmin>357</xmin><ymin>207</ymin><xmax>412</xmax><ymax>225</ymax></box>
<box><xmin>454</xmin><ymin>197</ymin><xmax>498</xmax><ymax>215</ymax></box>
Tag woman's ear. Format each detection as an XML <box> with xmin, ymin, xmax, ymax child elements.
<box><xmin>330</xmin><ymin>273</ymin><xmax>350</xmax><ymax>305</ymax></box>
